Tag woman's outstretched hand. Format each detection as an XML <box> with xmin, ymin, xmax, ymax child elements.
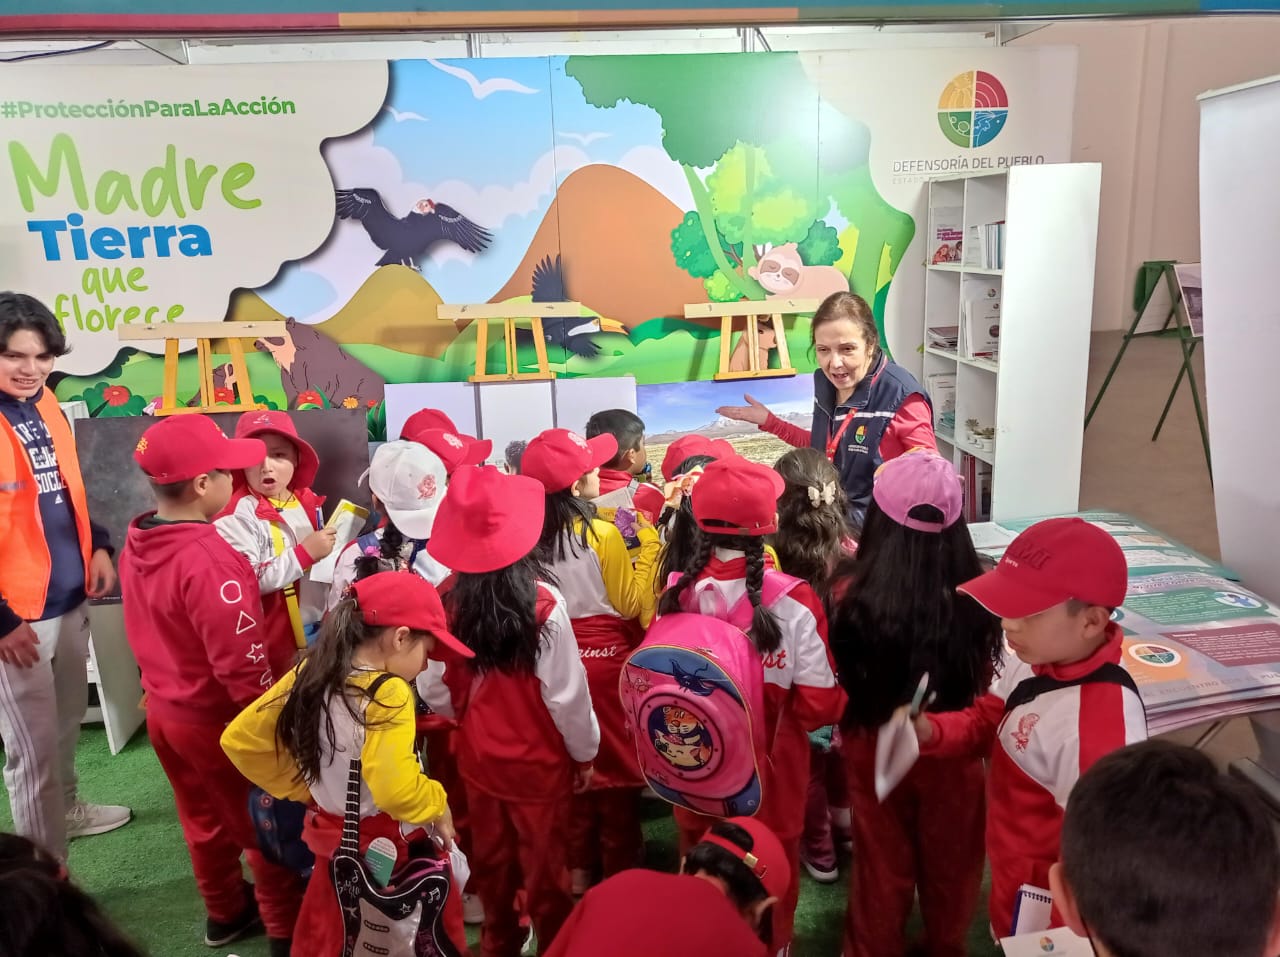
<box><xmin>715</xmin><ymin>394</ymin><xmax>771</xmax><ymax>427</ymax></box>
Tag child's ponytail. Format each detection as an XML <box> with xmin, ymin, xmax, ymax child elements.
<box><xmin>275</xmin><ymin>596</ymin><xmax>392</xmax><ymax>783</ymax></box>
<box><xmin>743</xmin><ymin>538</ymin><xmax>783</xmax><ymax>654</ymax></box>
<box><xmin>658</xmin><ymin>532</ymin><xmax>714</xmax><ymax>618</ymax></box>
<box><xmin>353</xmin><ymin>518</ymin><xmax>409</xmax><ymax>580</ymax></box>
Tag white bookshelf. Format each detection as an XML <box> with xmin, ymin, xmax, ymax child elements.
<box><xmin>921</xmin><ymin>165</ymin><xmax>1102</xmax><ymax>524</ymax></box>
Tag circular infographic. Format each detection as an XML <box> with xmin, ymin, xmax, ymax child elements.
<box><xmin>938</xmin><ymin>70</ymin><xmax>1010</xmax><ymax>149</ymax></box>
<box><xmin>1213</xmin><ymin>591</ymin><xmax>1265</xmax><ymax>609</ymax></box>
<box><xmin>1128</xmin><ymin>643</ymin><xmax>1183</xmax><ymax>668</ymax></box>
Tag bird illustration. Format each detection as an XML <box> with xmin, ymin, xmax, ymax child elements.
<box><xmin>426</xmin><ymin>58</ymin><xmax>539</xmax><ymax>99</ymax></box>
<box><xmin>382</xmin><ymin>105</ymin><xmax>428</xmax><ymax>123</ymax></box>
<box><xmin>334</xmin><ymin>188</ymin><xmax>492</xmax><ymax>269</ymax></box>
<box><xmin>512</xmin><ymin>255</ymin><xmax>627</xmax><ymax>359</ymax></box>
<box><xmin>557</xmin><ymin>131</ymin><xmax>611</xmax><ymax>146</ymax></box>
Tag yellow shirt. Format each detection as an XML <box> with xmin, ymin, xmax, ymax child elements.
<box><xmin>221</xmin><ymin>666</ymin><xmax>447</xmax><ymax>828</ymax></box>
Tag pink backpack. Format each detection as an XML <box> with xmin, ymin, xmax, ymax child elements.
<box><xmin>618</xmin><ymin>570</ymin><xmax>801</xmax><ymax>818</ymax></box>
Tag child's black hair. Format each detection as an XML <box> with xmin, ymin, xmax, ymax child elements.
<box><xmin>772</xmin><ymin>447</ymin><xmax>851</xmax><ymax>592</ymax></box>
<box><xmin>683</xmin><ymin>820</ymin><xmax>775</xmax><ymax>941</ymax></box>
<box><xmin>658</xmin><ymin>529</ymin><xmax>784</xmax><ymax>655</ymax></box>
<box><xmin>274</xmin><ymin>597</ymin><xmax>423</xmax><ymax>784</ymax></box>
<box><xmin>445</xmin><ymin>552</ymin><xmax>554</xmax><ymax>675</ymax></box>
<box><xmin>0</xmin><ymin>291</ymin><xmax>68</xmax><ymax>357</ymax></box>
<box><xmin>585</xmin><ymin>409</ymin><xmax>645</xmax><ymax>469</ymax></box>
<box><xmin>538</xmin><ymin>487</ymin><xmax>597</xmax><ymax>563</ymax></box>
<box><xmin>1062</xmin><ymin>740</ymin><xmax>1280</xmax><ymax>957</ymax></box>
<box><xmin>352</xmin><ymin>513</ymin><xmax>414</xmax><ymax>580</ymax></box>
<box><xmin>827</xmin><ymin>496</ymin><xmax>1002</xmax><ymax>730</ymax></box>
<box><xmin>655</xmin><ymin>453</ymin><xmax>717</xmax><ymax>591</ymax></box>
<box><xmin>0</xmin><ymin>833</ymin><xmax>147</xmax><ymax>957</ymax></box>
<box><xmin>504</xmin><ymin>440</ymin><xmax>527</xmax><ymax>474</ymax></box>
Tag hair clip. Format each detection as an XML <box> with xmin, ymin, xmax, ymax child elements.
<box><xmin>807</xmin><ymin>481</ymin><xmax>836</xmax><ymax>508</ymax></box>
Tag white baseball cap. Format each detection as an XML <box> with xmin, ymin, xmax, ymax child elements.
<box><xmin>362</xmin><ymin>440</ymin><xmax>448</xmax><ymax>540</ymax></box>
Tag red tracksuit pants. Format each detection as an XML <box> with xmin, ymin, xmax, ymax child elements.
<box><xmin>292</xmin><ymin>810</ymin><xmax>466</xmax><ymax>957</ymax></box>
<box><xmin>469</xmin><ymin>787</ymin><xmax>574</xmax><ymax>957</ymax></box>
<box><xmin>842</xmin><ymin>730</ymin><xmax>986</xmax><ymax>957</ymax></box>
<box><xmin>568</xmin><ymin>787</ymin><xmax>644</xmax><ymax>880</ymax></box>
<box><xmin>147</xmin><ymin>713</ymin><xmax>304</xmax><ymax>939</ymax></box>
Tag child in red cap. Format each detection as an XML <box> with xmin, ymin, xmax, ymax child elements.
<box><xmin>523</xmin><ymin>428</ymin><xmax>661</xmax><ymax>895</ymax></box>
<box><xmin>418</xmin><ymin>465</ymin><xmax>600</xmax><ymax>957</ymax></box>
<box><xmin>215</xmin><ymin>410</ymin><xmax>337</xmax><ymax>650</ymax></box>
<box><xmin>826</xmin><ymin>452</ymin><xmax>1002</xmax><ymax>957</ymax></box>
<box><xmin>543</xmin><ymin>817</ymin><xmax>789</xmax><ymax>957</ymax></box>
<box><xmin>119</xmin><ymin>414</ymin><xmax>303</xmax><ymax>955</ymax></box>
<box><xmin>222</xmin><ymin>570</ymin><xmax>471</xmax><ymax>957</ymax></box>
<box><xmin>913</xmin><ymin>516</ymin><xmax>1148</xmax><ymax>940</ymax></box>
<box><xmin>657</xmin><ymin>456</ymin><xmax>845</xmax><ymax>953</ymax></box>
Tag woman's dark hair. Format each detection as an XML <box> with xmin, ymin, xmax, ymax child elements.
<box><xmin>655</xmin><ymin>453</ymin><xmax>717</xmax><ymax>590</ymax></box>
<box><xmin>0</xmin><ymin>833</ymin><xmax>147</xmax><ymax>957</ymax></box>
<box><xmin>445</xmin><ymin>552</ymin><xmax>553</xmax><ymax>675</ymax></box>
<box><xmin>772</xmin><ymin>447</ymin><xmax>851</xmax><ymax>592</ymax></box>
<box><xmin>275</xmin><ymin>598</ymin><xmax>422</xmax><ymax>783</ymax></box>
<box><xmin>811</xmin><ymin>291</ymin><xmax>879</xmax><ymax>359</ymax></box>
<box><xmin>0</xmin><ymin>292</ymin><xmax>68</xmax><ymax>357</ymax></box>
<box><xmin>827</xmin><ymin>496</ymin><xmax>1001</xmax><ymax>730</ymax></box>
<box><xmin>352</xmin><ymin>513</ymin><xmax>412</xmax><ymax>580</ymax></box>
<box><xmin>683</xmin><ymin>821</ymin><xmax>774</xmax><ymax>938</ymax></box>
<box><xmin>658</xmin><ymin>529</ymin><xmax>784</xmax><ymax>655</ymax></box>
<box><xmin>538</xmin><ymin>487</ymin><xmax>596</xmax><ymax>562</ymax></box>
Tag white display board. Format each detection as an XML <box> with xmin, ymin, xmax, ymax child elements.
<box><xmin>1199</xmin><ymin>75</ymin><xmax>1280</xmax><ymax>599</ymax></box>
<box><xmin>384</xmin><ymin>382</ymin><xmax>479</xmax><ymax>440</ymax></box>
<box><xmin>552</xmin><ymin>376</ymin><xmax>637</xmax><ymax>436</ymax></box>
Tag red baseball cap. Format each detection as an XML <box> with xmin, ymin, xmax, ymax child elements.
<box><xmin>349</xmin><ymin>570</ymin><xmax>473</xmax><ymax>659</ymax></box>
<box><xmin>959</xmin><ymin>517</ymin><xmax>1128</xmax><ymax>618</ymax></box>
<box><xmin>233</xmin><ymin>410</ymin><xmax>320</xmax><ymax>488</ymax></box>
<box><xmin>660</xmin><ymin>435</ymin><xmax>735</xmax><ymax>482</ymax></box>
<box><xmin>521</xmin><ymin>428</ymin><xmax>617</xmax><ymax>493</ymax></box>
<box><xmin>697</xmin><ymin>817</ymin><xmax>790</xmax><ymax>900</ymax></box>
<box><xmin>691</xmin><ymin>457</ymin><xmax>784</xmax><ymax>536</ymax></box>
<box><xmin>409</xmin><ymin>427</ymin><xmax>492</xmax><ymax>476</ymax></box>
<box><xmin>134</xmin><ymin>414</ymin><xmax>265</xmax><ymax>483</ymax></box>
<box><xmin>427</xmin><ymin>465</ymin><xmax>545</xmax><ymax>573</ymax></box>
<box><xmin>401</xmin><ymin>407</ymin><xmax>459</xmax><ymax>439</ymax></box>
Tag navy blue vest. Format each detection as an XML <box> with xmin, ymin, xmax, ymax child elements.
<box><xmin>807</xmin><ymin>355</ymin><xmax>929</xmax><ymax>529</ymax></box>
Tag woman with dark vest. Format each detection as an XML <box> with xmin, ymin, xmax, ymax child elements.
<box><xmin>717</xmin><ymin>292</ymin><xmax>936</xmax><ymax>528</ymax></box>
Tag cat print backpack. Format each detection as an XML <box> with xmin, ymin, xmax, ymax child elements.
<box><xmin>618</xmin><ymin>570</ymin><xmax>801</xmax><ymax>817</ymax></box>
<box><xmin>332</xmin><ymin>676</ymin><xmax>463</xmax><ymax>957</ymax></box>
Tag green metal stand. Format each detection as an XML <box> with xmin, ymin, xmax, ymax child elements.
<box><xmin>1085</xmin><ymin>260</ymin><xmax>1211</xmax><ymax>483</ymax></box>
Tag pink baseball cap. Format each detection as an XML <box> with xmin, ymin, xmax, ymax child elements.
<box><xmin>871</xmin><ymin>451</ymin><xmax>962</xmax><ymax>532</ymax></box>
<box><xmin>959</xmin><ymin>517</ymin><xmax>1128</xmax><ymax>618</ymax></box>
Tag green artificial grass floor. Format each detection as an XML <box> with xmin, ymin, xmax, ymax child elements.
<box><xmin>1</xmin><ymin>727</ymin><xmax>1002</xmax><ymax>956</ymax></box>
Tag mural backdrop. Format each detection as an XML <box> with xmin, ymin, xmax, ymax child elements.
<box><xmin>0</xmin><ymin>49</ymin><xmax>1074</xmax><ymax>434</ymax></box>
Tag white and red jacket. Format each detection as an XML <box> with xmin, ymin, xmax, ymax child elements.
<box><xmin>671</xmin><ymin>550</ymin><xmax>846</xmax><ymax>840</ymax></box>
<box><xmin>419</xmin><ymin>582</ymin><xmax>600</xmax><ymax>802</ymax></box>
<box><xmin>921</xmin><ymin>625</ymin><xmax>1148</xmax><ymax>937</ymax></box>
<box><xmin>120</xmin><ymin>516</ymin><xmax>296</xmax><ymax>724</ymax></box>
<box><xmin>216</xmin><ymin>489</ymin><xmax>326</xmax><ymax>650</ymax></box>
<box><xmin>547</xmin><ymin>517</ymin><xmax>659</xmax><ymax>788</ymax></box>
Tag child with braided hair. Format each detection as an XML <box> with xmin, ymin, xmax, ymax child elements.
<box><xmin>654</xmin><ymin>456</ymin><xmax>845</xmax><ymax>954</ymax></box>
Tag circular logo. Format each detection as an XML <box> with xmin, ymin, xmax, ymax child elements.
<box><xmin>938</xmin><ymin>70</ymin><xmax>1009</xmax><ymax>149</ymax></box>
<box><xmin>1128</xmin><ymin>643</ymin><xmax>1182</xmax><ymax>668</ymax></box>
<box><xmin>1213</xmin><ymin>591</ymin><xmax>1264</xmax><ymax>609</ymax></box>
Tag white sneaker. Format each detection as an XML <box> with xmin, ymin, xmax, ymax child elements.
<box><xmin>800</xmin><ymin>855</ymin><xmax>839</xmax><ymax>884</ymax></box>
<box><xmin>66</xmin><ymin>801</ymin><xmax>132</xmax><ymax>839</ymax></box>
<box><xmin>521</xmin><ymin>927</ymin><xmax>536</xmax><ymax>957</ymax></box>
<box><xmin>462</xmin><ymin>893</ymin><xmax>484</xmax><ymax>925</ymax></box>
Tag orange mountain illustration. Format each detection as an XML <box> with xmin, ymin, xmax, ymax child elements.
<box><xmin>491</xmin><ymin>164</ymin><xmax>705</xmax><ymax>327</ymax></box>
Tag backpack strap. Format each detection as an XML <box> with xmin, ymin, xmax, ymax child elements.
<box><xmin>1002</xmin><ymin>663</ymin><xmax>1142</xmax><ymax>715</ymax></box>
<box><xmin>339</xmin><ymin>672</ymin><xmax>397</xmax><ymax>855</ymax></box>
<box><xmin>723</xmin><ymin>570</ymin><xmax>805</xmax><ymax>631</ymax></box>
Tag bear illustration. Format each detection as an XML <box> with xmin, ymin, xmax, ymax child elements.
<box><xmin>748</xmin><ymin>243</ymin><xmax>850</xmax><ymax>302</ymax></box>
<box><xmin>254</xmin><ymin>317</ymin><xmax>386</xmax><ymax>410</ymax></box>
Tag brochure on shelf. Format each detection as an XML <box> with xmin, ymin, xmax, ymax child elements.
<box><xmin>929</xmin><ymin>205</ymin><xmax>964</xmax><ymax>264</ymax></box>
<box><xmin>961</xmin><ymin>280</ymin><xmax>1001</xmax><ymax>359</ymax></box>
<box><xmin>925</xmin><ymin>373</ymin><xmax>956</xmax><ymax>434</ymax></box>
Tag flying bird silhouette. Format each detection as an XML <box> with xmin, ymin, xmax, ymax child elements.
<box><xmin>512</xmin><ymin>255</ymin><xmax>628</xmax><ymax>359</ymax></box>
<box><xmin>334</xmin><ymin>188</ymin><xmax>492</xmax><ymax>269</ymax></box>
<box><xmin>557</xmin><ymin>131</ymin><xmax>611</xmax><ymax>146</ymax></box>
<box><xmin>382</xmin><ymin>106</ymin><xmax>428</xmax><ymax>123</ymax></box>
<box><xmin>426</xmin><ymin>58</ymin><xmax>539</xmax><ymax>99</ymax></box>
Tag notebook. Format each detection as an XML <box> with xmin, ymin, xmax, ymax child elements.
<box><xmin>1000</xmin><ymin>925</ymin><xmax>1092</xmax><ymax>956</ymax></box>
<box><xmin>1010</xmin><ymin>883</ymin><xmax>1053</xmax><ymax>936</ymax></box>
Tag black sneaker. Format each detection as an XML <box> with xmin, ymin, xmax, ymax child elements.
<box><xmin>204</xmin><ymin>896</ymin><xmax>262</xmax><ymax>947</ymax></box>
<box><xmin>269</xmin><ymin>938</ymin><xmax>292</xmax><ymax>957</ymax></box>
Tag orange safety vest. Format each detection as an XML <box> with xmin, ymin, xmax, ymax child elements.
<box><xmin>0</xmin><ymin>389</ymin><xmax>93</xmax><ymax>620</ymax></box>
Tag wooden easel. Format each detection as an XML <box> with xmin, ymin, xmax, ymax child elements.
<box><xmin>116</xmin><ymin>321</ymin><xmax>284</xmax><ymax>415</ymax></box>
<box><xmin>1084</xmin><ymin>261</ymin><xmax>1211</xmax><ymax>480</ymax></box>
<box><xmin>685</xmin><ymin>299</ymin><xmax>814</xmax><ymax>381</ymax></box>
<box><xmin>438</xmin><ymin>302</ymin><xmax>589</xmax><ymax>382</ymax></box>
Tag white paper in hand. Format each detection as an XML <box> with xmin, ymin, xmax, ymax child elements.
<box><xmin>1000</xmin><ymin>926</ymin><xmax>1091</xmax><ymax>956</ymax></box>
<box><xmin>874</xmin><ymin>673</ymin><xmax>930</xmax><ymax>801</ymax></box>
<box><xmin>447</xmin><ymin>844</ymin><xmax>471</xmax><ymax>893</ymax></box>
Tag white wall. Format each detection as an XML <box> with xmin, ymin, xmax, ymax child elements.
<box><xmin>1014</xmin><ymin>17</ymin><xmax>1280</xmax><ymax>330</ymax></box>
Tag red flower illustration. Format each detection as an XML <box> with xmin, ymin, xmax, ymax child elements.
<box><xmin>367</xmin><ymin>399</ymin><xmax>379</xmax><ymax>408</ymax></box>
<box><xmin>102</xmin><ymin>385</ymin><xmax>132</xmax><ymax>407</ymax></box>
<box><xmin>296</xmin><ymin>390</ymin><xmax>324</xmax><ymax>407</ymax></box>
<box><xmin>214</xmin><ymin>387</ymin><xmax>236</xmax><ymax>404</ymax></box>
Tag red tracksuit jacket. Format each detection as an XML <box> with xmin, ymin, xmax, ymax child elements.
<box><xmin>921</xmin><ymin>625</ymin><xmax>1148</xmax><ymax>937</ymax></box>
<box><xmin>120</xmin><ymin>515</ymin><xmax>296</xmax><ymax>723</ymax></box>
